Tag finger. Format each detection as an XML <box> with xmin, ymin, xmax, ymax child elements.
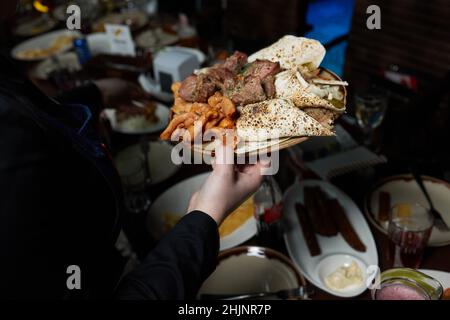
<box><xmin>235</xmin><ymin>168</ymin><xmax>264</xmax><ymax>197</ymax></box>
<box><xmin>237</xmin><ymin>157</ymin><xmax>271</xmax><ymax>175</ymax></box>
<box><xmin>212</xmin><ymin>140</ymin><xmax>234</xmax><ymax>171</ymax></box>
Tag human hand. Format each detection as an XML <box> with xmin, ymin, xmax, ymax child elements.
<box><xmin>93</xmin><ymin>78</ymin><xmax>152</xmax><ymax>108</ymax></box>
<box><xmin>187</xmin><ymin>142</ymin><xmax>269</xmax><ymax>225</ymax></box>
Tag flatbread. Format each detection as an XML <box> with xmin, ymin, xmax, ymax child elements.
<box><xmin>191</xmin><ymin>137</ymin><xmax>291</xmax><ymax>155</ymax></box>
<box><xmin>235</xmin><ymin>137</ymin><xmax>290</xmax><ymax>155</ymax></box>
<box><xmin>236</xmin><ymin>98</ymin><xmax>334</xmax><ymax>141</ymax></box>
<box><xmin>275</xmin><ymin>69</ymin><xmax>341</xmax><ymax>111</ymax></box>
<box><xmin>248</xmin><ymin>35</ymin><xmax>326</xmax><ymax>70</ymax></box>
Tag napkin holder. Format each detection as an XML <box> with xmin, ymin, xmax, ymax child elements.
<box><xmin>153</xmin><ymin>50</ymin><xmax>199</xmax><ymax>93</ymax></box>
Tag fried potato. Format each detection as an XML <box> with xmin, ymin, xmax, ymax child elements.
<box><xmin>160</xmin><ymin>87</ymin><xmax>237</xmax><ymax>142</ymax></box>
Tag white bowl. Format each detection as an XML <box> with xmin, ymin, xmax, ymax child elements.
<box><xmin>316</xmin><ymin>254</ymin><xmax>368</xmax><ymax>297</ymax></box>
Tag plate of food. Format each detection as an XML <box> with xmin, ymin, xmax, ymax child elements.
<box><xmin>419</xmin><ymin>269</ymin><xmax>450</xmax><ymax>299</ymax></box>
<box><xmin>11</xmin><ymin>29</ymin><xmax>81</xmax><ymax>61</ymax></box>
<box><xmin>159</xmin><ymin>35</ymin><xmax>347</xmax><ymax>156</ymax></box>
<box><xmin>92</xmin><ymin>11</ymin><xmax>148</xmax><ymax>33</ymax></box>
<box><xmin>13</xmin><ymin>15</ymin><xmax>58</xmax><ymax>37</ymax></box>
<box><xmin>32</xmin><ymin>52</ymin><xmax>81</xmax><ymax>80</ymax></box>
<box><xmin>135</xmin><ymin>28</ymin><xmax>179</xmax><ymax>50</ymax></box>
<box><xmin>147</xmin><ymin>172</ymin><xmax>257</xmax><ymax>251</ymax></box>
<box><xmin>283</xmin><ymin>179</ymin><xmax>378</xmax><ymax>297</ymax></box>
<box><xmin>198</xmin><ymin>246</ymin><xmax>306</xmax><ymax>300</ymax></box>
<box><xmin>103</xmin><ymin>101</ymin><xmax>170</xmax><ymax>135</ymax></box>
<box><xmin>364</xmin><ymin>174</ymin><xmax>450</xmax><ymax>247</ymax></box>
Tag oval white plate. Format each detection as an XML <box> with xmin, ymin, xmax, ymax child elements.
<box><xmin>147</xmin><ymin>172</ymin><xmax>257</xmax><ymax>251</ymax></box>
<box><xmin>283</xmin><ymin>179</ymin><xmax>378</xmax><ymax>297</ymax></box>
<box><xmin>138</xmin><ymin>73</ymin><xmax>174</xmax><ymax>103</ymax></box>
<box><xmin>364</xmin><ymin>174</ymin><xmax>450</xmax><ymax>247</ymax></box>
<box><xmin>103</xmin><ymin>103</ymin><xmax>170</xmax><ymax>135</ymax></box>
<box><xmin>11</xmin><ymin>29</ymin><xmax>81</xmax><ymax>61</ymax></box>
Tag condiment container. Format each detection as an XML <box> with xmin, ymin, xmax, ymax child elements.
<box><xmin>372</xmin><ymin>268</ymin><xmax>443</xmax><ymax>300</ymax></box>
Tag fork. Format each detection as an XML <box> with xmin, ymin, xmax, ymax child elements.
<box><xmin>411</xmin><ymin>170</ymin><xmax>449</xmax><ymax>231</ymax></box>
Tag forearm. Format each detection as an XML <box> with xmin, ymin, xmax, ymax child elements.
<box><xmin>115</xmin><ymin>211</ymin><xmax>219</xmax><ymax>300</ymax></box>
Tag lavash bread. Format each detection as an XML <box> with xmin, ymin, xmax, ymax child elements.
<box><xmin>275</xmin><ymin>69</ymin><xmax>341</xmax><ymax>110</ymax></box>
<box><xmin>248</xmin><ymin>35</ymin><xmax>326</xmax><ymax>70</ymax></box>
<box><xmin>273</xmin><ymin>69</ymin><xmax>343</xmax><ymax>129</ymax></box>
<box><xmin>236</xmin><ymin>98</ymin><xmax>334</xmax><ymax>141</ymax></box>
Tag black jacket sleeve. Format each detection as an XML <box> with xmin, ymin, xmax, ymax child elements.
<box><xmin>115</xmin><ymin>211</ymin><xmax>220</xmax><ymax>300</ymax></box>
<box><xmin>0</xmin><ymin>94</ymin><xmax>64</xmax><ymax>298</ymax></box>
<box><xmin>53</xmin><ymin>82</ymin><xmax>104</xmax><ymax>115</ymax></box>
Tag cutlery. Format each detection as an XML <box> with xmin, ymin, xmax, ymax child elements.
<box><xmin>411</xmin><ymin>170</ymin><xmax>449</xmax><ymax>231</ymax></box>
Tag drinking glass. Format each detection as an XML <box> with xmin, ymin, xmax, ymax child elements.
<box><xmin>116</xmin><ymin>152</ymin><xmax>152</xmax><ymax>214</ymax></box>
<box><xmin>387</xmin><ymin>203</ymin><xmax>434</xmax><ymax>269</ymax></box>
<box><xmin>253</xmin><ymin>176</ymin><xmax>283</xmax><ymax>247</ymax></box>
<box><xmin>354</xmin><ymin>92</ymin><xmax>387</xmax><ymax>146</ymax></box>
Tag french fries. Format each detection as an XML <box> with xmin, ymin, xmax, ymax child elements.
<box><xmin>160</xmin><ymin>83</ymin><xmax>237</xmax><ymax>142</ymax></box>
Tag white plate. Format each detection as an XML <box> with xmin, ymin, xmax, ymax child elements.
<box><xmin>364</xmin><ymin>174</ymin><xmax>450</xmax><ymax>247</ymax></box>
<box><xmin>146</xmin><ymin>172</ymin><xmax>257</xmax><ymax>251</ymax></box>
<box><xmin>135</xmin><ymin>28</ymin><xmax>179</xmax><ymax>50</ymax></box>
<box><xmin>114</xmin><ymin>141</ymin><xmax>179</xmax><ymax>186</ymax></box>
<box><xmin>14</xmin><ymin>15</ymin><xmax>57</xmax><ymax>37</ymax></box>
<box><xmin>32</xmin><ymin>52</ymin><xmax>81</xmax><ymax>80</ymax></box>
<box><xmin>138</xmin><ymin>73</ymin><xmax>174</xmax><ymax>103</ymax></box>
<box><xmin>103</xmin><ymin>103</ymin><xmax>170</xmax><ymax>135</ymax></box>
<box><xmin>92</xmin><ymin>11</ymin><xmax>148</xmax><ymax>32</ymax></box>
<box><xmin>419</xmin><ymin>269</ymin><xmax>450</xmax><ymax>289</ymax></box>
<box><xmin>199</xmin><ymin>246</ymin><xmax>305</xmax><ymax>299</ymax></box>
<box><xmin>11</xmin><ymin>29</ymin><xmax>81</xmax><ymax>61</ymax></box>
<box><xmin>283</xmin><ymin>179</ymin><xmax>378</xmax><ymax>297</ymax></box>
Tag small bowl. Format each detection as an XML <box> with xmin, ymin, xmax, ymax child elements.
<box><xmin>316</xmin><ymin>254</ymin><xmax>368</xmax><ymax>297</ymax></box>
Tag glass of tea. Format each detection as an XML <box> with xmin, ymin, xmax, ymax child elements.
<box><xmin>387</xmin><ymin>203</ymin><xmax>434</xmax><ymax>268</ymax></box>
